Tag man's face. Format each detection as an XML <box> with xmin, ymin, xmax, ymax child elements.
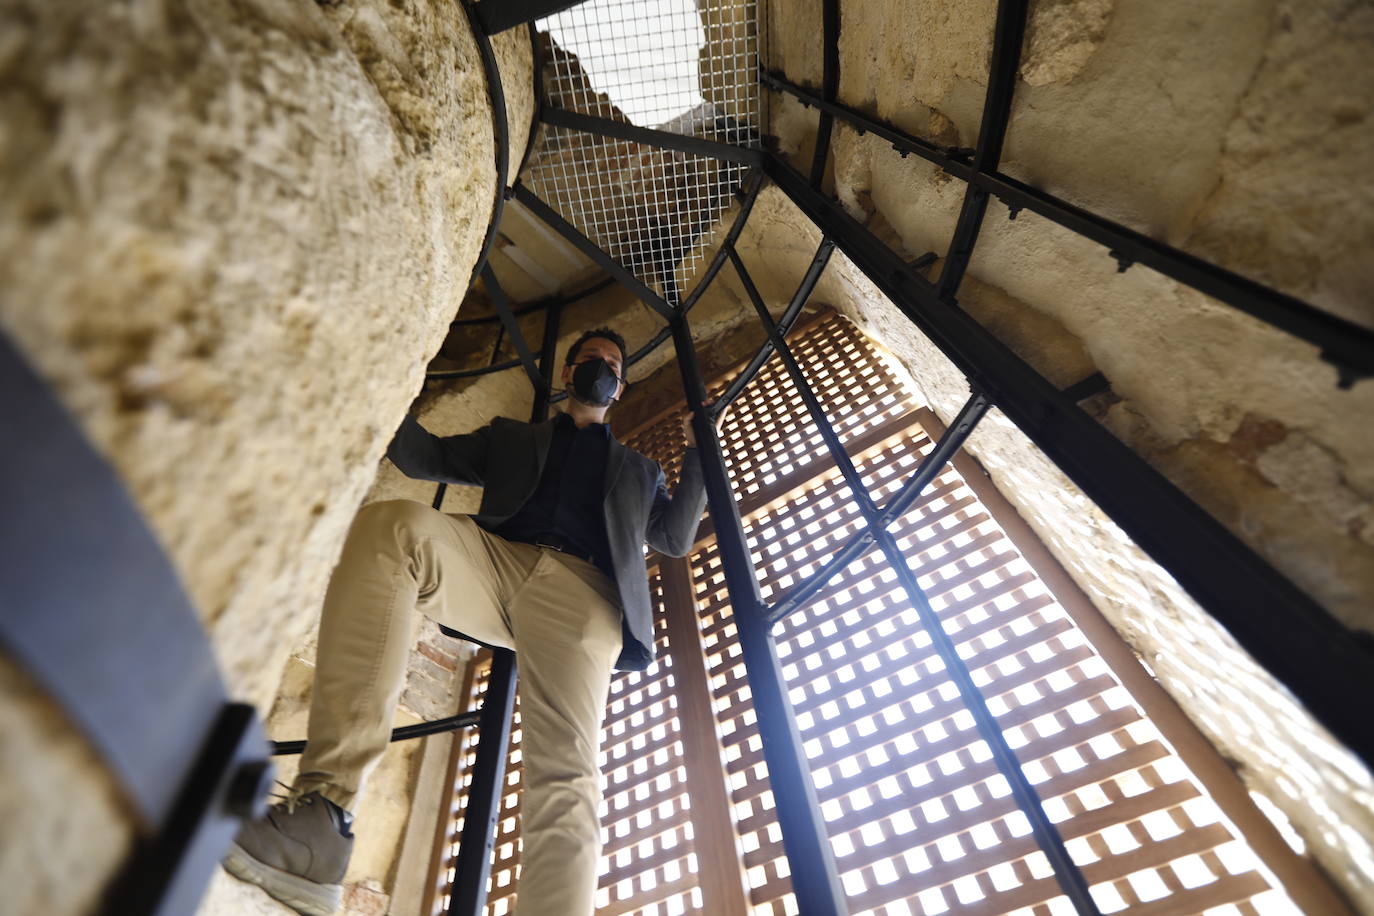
<box><xmin>562</xmin><ymin>336</ymin><xmax>626</xmax><ymax>402</ymax></box>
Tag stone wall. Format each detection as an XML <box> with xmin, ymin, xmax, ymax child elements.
<box><xmin>747</xmin><ymin>0</ymin><xmax>1374</xmax><ymax>904</ymax></box>
<box><xmin>0</xmin><ymin>0</ymin><xmax>530</xmax><ymax>911</ymax></box>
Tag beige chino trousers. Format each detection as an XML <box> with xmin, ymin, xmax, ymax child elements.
<box><xmin>295</xmin><ymin>499</ymin><xmax>623</xmax><ymax>916</ymax></box>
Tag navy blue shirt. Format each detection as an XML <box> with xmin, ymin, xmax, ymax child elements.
<box><xmin>489</xmin><ymin>412</ymin><xmax>614</xmax><ymax>576</ymax></box>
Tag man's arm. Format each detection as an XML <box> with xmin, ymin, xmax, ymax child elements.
<box><xmin>645</xmin><ymin>450</ymin><xmax>707</xmax><ymax>557</ymax></box>
<box><xmin>386</xmin><ymin>413</ymin><xmax>494</xmax><ymax>486</ymax></box>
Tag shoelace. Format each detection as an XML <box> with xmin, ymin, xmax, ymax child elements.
<box><xmin>266</xmin><ymin>780</ymin><xmax>316</xmax><ymax>815</ymax></box>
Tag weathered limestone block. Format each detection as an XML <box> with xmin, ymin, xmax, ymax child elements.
<box><xmin>1184</xmin><ymin>0</ymin><xmax>1374</xmax><ymax>328</ymax></box>
<box><xmin>0</xmin><ymin>1</ymin><xmax>530</xmax><ymax>912</ymax></box>
<box><xmin>0</xmin><ymin>656</ymin><xmax>132</xmax><ymax>916</ymax></box>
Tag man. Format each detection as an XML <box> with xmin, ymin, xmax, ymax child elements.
<box><xmin>224</xmin><ymin>328</ymin><xmax>708</xmax><ymax>916</ymax></box>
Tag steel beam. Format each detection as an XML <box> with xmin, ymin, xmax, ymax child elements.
<box><xmin>542</xmin><ymin>107</ymin><xmax>765</xmax><ymax>167</ymax></box>
<box><xmin>450</xmin><ymin>277</ymin><xmax>615</xmax><ymax>327</ymax></box>
<box><xmin>768</xmin><ymin>152</ymin><xmax>1374</xmax><ymax>767</ymax></box>
<box><xmin>680</xmin><ymin>171</ymin><xmax>767</xmax><ymax>315</ymax></box>
<box><xmin>484</xmin><ymin>264</ymin><xmax>548</xmax><ymax>393</ymax></box>
<box><xmin>447</xmin><ymin>274</ymin><xmax>565</xmax><ymax>913</ymax></box>
<box><xmin>446</xmin><ymin>649</ymin><xmax>518</xmax><ymax>916</ymax></box>
<box><xmin>809</xmin><ymin>0</ymin><xmax>840</xmax><ymax>187</ymax></box>
<box><xmin>670</xmin><ymin>311</ymin><xmax>850</xmax><ymax>916</ymax></box>
<box><xmin>936</xmin><ymin>0</ymin><xmax>1028</xmax><ymax>301</ymax></box>
<box><xmin>766</xmin><ymin>392</ymin><xmax>991</xmax><ymax>625</ymax></box>
<box><xmin>269</xmin><ymin>711</ymin><xmax>481</xmax><ymax>757</ymax></box>
<box><xmin>515</xmin><ymin>22</ymin><xmax>546</xmax><ymax>180</ymax></box>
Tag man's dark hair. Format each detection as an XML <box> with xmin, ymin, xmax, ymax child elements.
<box><xmin>564</xmin><ymin>327</ymin><xmax>627</xmax><ymax>372</ymax></box>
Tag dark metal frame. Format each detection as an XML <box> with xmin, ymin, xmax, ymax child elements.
<box><xmin>758</xmin><ymin>67</ymin><xmax>1374</xmax><ymax>383</ymax></box>
<box><xmin>436</xmin><ymin>1</ymin><xmax>1374</xmax><ymax>913</ymax></box>
<box><xmin>542</xmin><ymin>107</ymin><xmax>766</xmax><ymax>167</ymax></box>
<box><xmin>462</xmin><ymin>1</ymin><xmax>512</xmax><ymax>289</ymax></box>
<box><xmin>0</xmin><ymin>332</ymin><xmax>273</xmax><ymax>916</ymax></box>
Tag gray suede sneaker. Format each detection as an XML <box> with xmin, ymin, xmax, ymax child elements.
<box><xmin>222</xmin><ymin>790</ymin><xmax>354</xmax><ymax>916</ymax></box>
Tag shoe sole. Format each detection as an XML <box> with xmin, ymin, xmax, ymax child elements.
<box><xmin>223</xmin><ymin>842</ymin><xmax>343</xmax><ymax>916</ymax></box>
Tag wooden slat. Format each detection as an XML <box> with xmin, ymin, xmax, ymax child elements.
<box><xmin>659</xmin><ymin>557</ymin><xmax>752</xmax><ymax>916</ymax></box>
<box><xmin>601</xmin><ymin>806</ymin><xmax>693</xmax><ymax>857</ymax></box>
<box><xmin>598</xmin><ymin>872</ymin><xmax>701</xmax><ymax>916</ymax></box>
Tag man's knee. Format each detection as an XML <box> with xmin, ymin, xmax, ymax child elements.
<box><xmin>352</xmin><ymin>499</ymin><xmax>451</xmax><ymax>543</ymax></box>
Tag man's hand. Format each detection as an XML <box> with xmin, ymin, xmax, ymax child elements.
<box><xmin>682</xmin><ymin>402</ymin><xmax>727</xmax><ymax>448</ymax></box>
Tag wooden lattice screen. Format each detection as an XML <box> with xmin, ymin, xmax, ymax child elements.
<box><xmin>426</xmin><ymin>312</ymin><xmax>1345</xmax><ymax>916</ymax></box>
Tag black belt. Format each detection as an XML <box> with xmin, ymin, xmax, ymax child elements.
<box><xmin>531</xmin><ymin>536</ymin><xmax>594</xmax><ymax>565</ymax></box>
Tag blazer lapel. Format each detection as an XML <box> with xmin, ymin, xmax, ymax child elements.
<box><xmin>603</xmin><ymin>438</ymin><xmax>628</xmax><ymax>498</ymax></box>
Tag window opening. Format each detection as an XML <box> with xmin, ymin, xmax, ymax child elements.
<box><xmin>641</xmin><ymin>313</ymin><xmax>1315</xmax><ymax>916</ymax></box>
<box><xmin>430</xmin><ymin>312</ymin><xmax>1334</xmax><ymax>916</ymax></box>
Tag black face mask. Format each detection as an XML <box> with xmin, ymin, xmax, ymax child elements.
<box><xmin>571</xmin><ymin>358</ymin><xmax>621</xmax><ymax>406</ymax></box>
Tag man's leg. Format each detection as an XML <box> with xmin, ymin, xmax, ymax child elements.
<box><xmin>296</xmin><ymin>500</ymin><xmax>524</xmax><ymax>807</ymax></box>
<box><xmin>226</xmin><ymin>500</ymin><xmax>529</xmax><ymax>915</ymax></box>
<box><xmin>507</xmin><ymin>551</ymin><xmax>623</xmax><ymax>916</ymax></box>
<box><xmin>295</xmin><ymin>502</ymin><xmax>524</xmax><ymax>807</ymax></box>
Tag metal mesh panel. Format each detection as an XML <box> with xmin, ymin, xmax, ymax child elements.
<box><xmin>540</xmin><ymin>0</ymin><xmax>760</xmax><ymax>131</ymax></box>
<box><xmin>524</xmin><ymin>1</ymin><xmax>761</xmax><ymax>296</ymax></box>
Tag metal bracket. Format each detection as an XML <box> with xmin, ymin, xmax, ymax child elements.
<box><xmin>0</xmin><ymin>328</ymin><xmax>272</xmax><ymax>913</ymax></box>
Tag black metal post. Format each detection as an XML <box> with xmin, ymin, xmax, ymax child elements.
<box><xmin>514</xmin><ymin>21</ymin><xmax>546</xmax><ymax>183</ymax></box>
<box><xmin>808</xmin><ymin>0</ymin><xmax>840</xmax><ymax>188</ymax></box>
<box><xmin>532</xmin><ymin>300</ymin><xmax>564</xmax><ymax>420</ymax></box>
<box><xmin>447</xmin><ymin>298</ymin><xmax>563</xmax><ymax>914</ymax></box>
<box><xmin>484</xmin><ymin>264</ymin><xmax>547</xmax><ymax>392</ymax></box>
<box><xmin>680</xmin><ymin>171</ymin><xmax>767</xmax><ymax>315</ymax></box>
<box><xmin>878</xmin><ymin>393</ymin><xmax>992</xmax><ymax>522</ymax></box>
<box><xmin>670</xmin><ymin>310</ymin><xmax>850</xmax><ymax>916</ymax></box>
<box><xmin>446</xmin><ymin>648</ymin><xmax>518</xmax><ymax>916</ymax></box>
<box><xmin>736</xmin><ymin>257</ymin><xmax>1101</xmax><ymax>913</ymax></box>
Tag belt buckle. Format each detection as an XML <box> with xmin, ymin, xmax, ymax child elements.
<box><xmin>535</xmin><ymin>539</ymin><xmax>564</xmax><ymax>553</ymax></box>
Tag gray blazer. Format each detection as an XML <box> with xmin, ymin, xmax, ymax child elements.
<box><xmin>387</xmin><ymin>414</ymin><xmax>707</xmax><ymax>670</ymax></box>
